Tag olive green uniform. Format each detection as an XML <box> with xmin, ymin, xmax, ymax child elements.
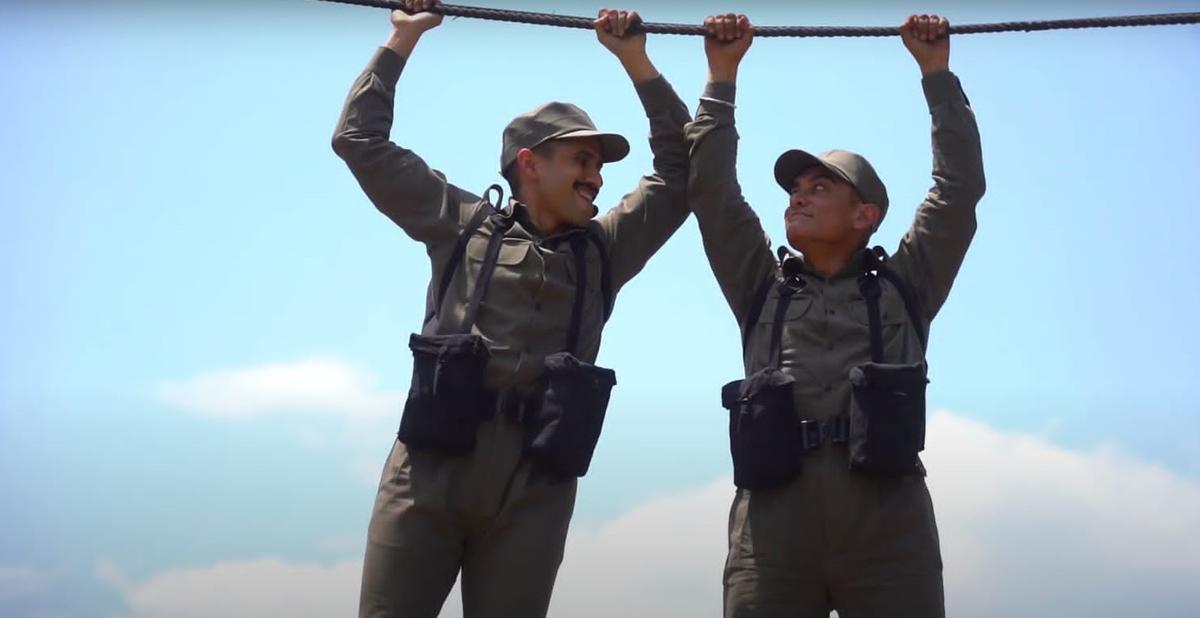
<box><xmin>685</xmin><ymin>71</ymin><xmax>985</xmax><ymax>617</ymax></box>
<box><xmin>332</xmin><ymin>48</ymin><xmax>691</xmax><ymax>618</ymax></box>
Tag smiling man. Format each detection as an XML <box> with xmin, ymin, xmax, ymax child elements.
<box><xmin>331</xmin><ymin>1</ymin><xmax>690</xmax><ymax>617</ymax></box>
<box><xmin>688</xmin><ymin>12</ymin><xmax>985</xmax><ymax>618</ymax></box>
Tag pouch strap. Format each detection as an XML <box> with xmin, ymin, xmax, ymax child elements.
<box><xmin>458</xmin><ymin>209</ymin><xmax>515</xmax><ymax>335</ymax></box>
<box><xmin>427</xmin><ymin>185</ymin><xmax>506</xmax><ymax>325</ymax></box>
<box><xmin>767</xmin><ymin>276</ymin><xmax>803</xmax><ymax>369</ymax></box>
<box><xmin>741</xmin><ymin>276</ymin><xmax>774</xmax><ymax>349</ymax></box>
<box><xmin>860</xmin><ymin>271</ymin><xmax>886</xmax><ymax>363</ymax></box>
<box><xmin>585</xmin><ymin>231</ymin><xmax>614</xmax><ymax>321</ymax></box>
<box><xmin>565</xmin><ymin>235</ymin><xmax>589</xmax><ymax>355</ymax></box>
<box><xmin>860</xmin><ymin>247</ymin><xmax>928</xmax><ymax>351</ymax></box>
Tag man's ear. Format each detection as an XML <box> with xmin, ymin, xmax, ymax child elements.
<box><xmin>854</xmin><ymin>202</ymin><xmax>882</xmax><ymax>232</ymax></box>
<box><xmin>514</xmin><ymin>147</ymin><xmax>538</xmax><ymax>185</ymax></box>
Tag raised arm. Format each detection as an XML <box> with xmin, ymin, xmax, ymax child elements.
<box><xmin>889</xmin><ymin>14</ymin><xmax>987</xmax><ymax>320</ymax></box>
<box><xmin>591</xmin><ymin>9</ymin><xmax>693</xmax><ymax>290</ymax></box>
<box><xmin>331</xmin><ymin>0</ymin><xmax>479</xmax><ymax>246</ymax></box>
<box><xmin>684</xmin><ymin>14</ymin><xmax>777</xmax><ymax>327</ymax></box>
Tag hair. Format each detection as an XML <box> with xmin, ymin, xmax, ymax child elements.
<box><xmin>503</xmin><ymin>140</ymin><xmax>560</xmax><ymax>201</ymax></box>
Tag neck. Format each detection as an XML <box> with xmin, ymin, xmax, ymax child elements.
<box><xmin>519</xmin><ymin>194</ymin><xmax>566</xmax><ymax>237</ymax></box>
<box><xmin>796</xmin><ymin>240</ymin><xmax>860</xmax><ymax>279</ymax></box>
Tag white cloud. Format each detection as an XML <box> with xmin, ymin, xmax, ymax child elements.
<box><xmin>100</xmin><ymin>411</ymin><xmax>1200</xmax><ymax>617</ymax></box>
<box><xmin>98</xmin><ymin>559</ymin><xmax>360</xmax><ymax>618</ymax></box>
<box><xmin>0</xmin><ymin>565</ymin><xmax>48</xmax><ymax>601</ymax></box>
<box><xmin>156</xmin><ymin>358</ymin><xmax>402</xmax><ymax>421</ymax></box>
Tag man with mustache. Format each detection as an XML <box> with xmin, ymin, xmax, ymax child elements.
<box><xmin>689</xmin><ymin>12</ymin><xmax>985</xmax><ymax>617</ymax></box>
<box><xmin>331</xmin><ymin>1</ymin><xmax>690</xmax><ymax>616</ymax></box>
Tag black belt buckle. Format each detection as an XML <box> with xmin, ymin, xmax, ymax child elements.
<box><xmin>495</xmin><ymin>389</ymin><xmax>528</xmax><ymax>424</ymax></box>
<box><xmin>799</xmin><ymin>420</ymin><xmax>822</xmax><ymax>451</ymax></box>
<box><xmin>799</xmin><ymin>416</ymin><xmax>849</xmax><ymax>450</ymax></box>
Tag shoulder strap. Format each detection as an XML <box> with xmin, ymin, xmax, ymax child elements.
<box><xmin>585</xmin><ymin>230</ymin><xmax>614</xmax><ymax>321</ymax></box>
<box><xmin>766</xmin><ymin>280</ymin><xmax>798</xmax><ymax>369</ymax></box>
<box><xmin>425</xmin><ymin>185</ymin><xmax>504</xmax><ymax>325</ymax></box>
<box><xmin>457</xmin><ymin>213</ymin><xmax>515</xmax><ymax>334</ymax></box>
<box><xmin>565</xmin><ymin>236</ymin><xmax>590</xmax><ymax>355</ymax></box>
<box><xmin>859</xmin><ymin>246</ymin><xmax>928</xmax><ymax>359</ymax></box>
<box><xmin>741</xmin><ymin>275</ymin><xmax>775</xmax><ymax>349</ymax></box>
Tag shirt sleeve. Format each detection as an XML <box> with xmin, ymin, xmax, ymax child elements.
<box><xmin>683</xmin><ymin>81</ymin><xmax>778</xmax><ymax>328</ymax></box>
<box><xmin>888</xmin><ymin>69</ymin><xmax>987</xmax><ymax>321</ymax></box>
<box><xmin>593</xmin><ymin>74</ymin><xmax>693</xmax><ymax>291</ymax></box>
<box><xmin>331</xmin><ymin>47</ymin><xmax>480</xmax><ymax>247</ymax></box>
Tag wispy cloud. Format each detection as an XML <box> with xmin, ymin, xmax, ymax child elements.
<box><xmin>97</xmin><ymin>558</ymin><xmax>360</xmax><ymax>618</ymax></box>
<box><xmin>156</xmin><ymin>358</ymin><xmax>402</xmax><ymax>421</ymax></box>
<box><xmin>98</xmin><ymin>411</ymin><xmax>1200</xmax><ymax>617</ymax></box>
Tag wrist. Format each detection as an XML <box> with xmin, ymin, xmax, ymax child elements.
<box><xmin>918</xmin><ymin>59</ymin><xmax>949</xmax><ymax>77</ymax></box>
<box><xmin>619</xmin><ymin>52</ymin><xmax>658</xmax><ymax>83</ymax></box>
<box><xmin>708</xmin><ymin>64</ymin><xmax>738</xmax><ymax>83</ymax></box>
<box><xmin>385</xmin><ymin>27</ymin><xmax>425</xmax><ymax>57</ymax></box>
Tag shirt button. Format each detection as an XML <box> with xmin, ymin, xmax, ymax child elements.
<box><xmin>534</xmin><ymin>302</ymin><xmax>542</xmax><ymax>312</ymax></box>
<box><xmin>823</xmin><ymin>384</ymin><xmax>832</xmax><ymax>393</ymax></box>
<box><xmin>826</xmin><ymin>342</ymin><xmax>834</xmax><ymax>351</ymax></box>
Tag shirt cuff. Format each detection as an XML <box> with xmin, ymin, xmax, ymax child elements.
<box><xmin>368</xmin><ymin>47</ymin><xmax>408</xmax><ymax>85</ymax></box>
<box><xmin>921</xmin><ymin>70</ymin><xmax>967</xmax><ymax>108</ymax></box>
<box><xmin>702</xmin><ymin>81</ymin><xmax>737</xmax><ymax>105</ymax></box>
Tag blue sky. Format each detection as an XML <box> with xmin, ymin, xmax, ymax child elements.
<box><xmin>2</xmin><ymin>0</ymin><xmax>1199</xmax><ymax>616</ymax></box>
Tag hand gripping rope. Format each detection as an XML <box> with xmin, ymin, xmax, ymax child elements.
<box><xmin>314</xmin><ymin>1</ymin><xmax>1200</xmax><ymax>38</ymax></box>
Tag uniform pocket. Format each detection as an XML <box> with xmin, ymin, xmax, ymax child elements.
<box><xmin>465</xmin><ymin>236</ymin><xmax>531</xmax><ymax>266</ymax></box>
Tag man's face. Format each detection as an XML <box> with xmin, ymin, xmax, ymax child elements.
<box><xmin>528</xmin><ymin>136</ymin><xmax>604</xmax><ymax>229</ymax></box>
<box><xmin>784</xmin><ymin>166</ymin><xmax>876</xmax><ymax>250</ymax></box>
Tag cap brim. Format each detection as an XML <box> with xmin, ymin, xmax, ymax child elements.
<box><xmin>774</xmin><ymin>148</ymin><xmax>860</xmax><ymax>194</ymax></box>
<box><xmin>552</xmin><ymin>128</ymin><xmax>630</xmax><ymax>164</ymax></box>
<box><xmin>774</xmin><ymin>149</ymin><xmax>825</xmax><ymax>193</ymax></box>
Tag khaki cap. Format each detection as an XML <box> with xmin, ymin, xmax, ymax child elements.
<box><xmin>774</xmin><ymin>149</ymin><xmax>890</xmax><ymax>223</ymax></box>
<box><xmin>500</xmin><ymin>102</ymin><xmax>629</xmax><ymax>175</ymax></box>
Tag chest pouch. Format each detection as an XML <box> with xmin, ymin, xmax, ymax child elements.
<box><xmin>722</xmin><ymin>273</ymin><xmax>812</xmax><ymax>490</ymax></box>
<box><xmin>847</xmin><ymin>252</ymin><xmax>929</xmax><ymax>476</ymax></box>
<box><xmin>399</xmin><ymin>186</ymin><xmax>513</xmax><ymax>452</ymax></box>
<box><xmin>523</xmin><ymin>234</ymin><xmax>616</xmax><ymax>480</ymax></box>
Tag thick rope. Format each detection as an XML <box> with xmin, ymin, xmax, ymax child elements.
<box><xmin>316</xmin><ymin>0</ymin><xmax>1200</xmax><ymax>38</ymax></box>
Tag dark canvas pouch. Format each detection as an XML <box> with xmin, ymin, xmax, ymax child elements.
<box><xmin>524</xmin><ymin>352</ymin><xmax>616</xmax><ymax>479</ymax></box>
<box><xmin>398</xmin><ymin>333</ymin><xmax>491</xmax><ymax>451</ymax></box>
<box><xmin>847</xmin><ymin>361</ymin><xmax>928</xmax><ymax>475</ymax></box>
<box><xmin>723</xmin><ymin>367</ymin><xmax>802</xmax><ymax>490</ymax></box>
<box><xmin>397</xmin><ymin>188</ymin><xmax>511</xmax><ymax>453</ymax></box>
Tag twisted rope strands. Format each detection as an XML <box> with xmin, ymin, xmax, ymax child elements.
<box><xmin>314</xmin><ymin>1</ymin><xmax>1200</xmax><ymax>38</ymax></box>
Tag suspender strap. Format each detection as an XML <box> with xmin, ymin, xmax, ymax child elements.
<box><xmin>565</xmin><ymin>236</ymin><xmax>589</xmax><ymax>355</ymax></box>
<box><xmin>457</xmin><ymin>213</ymin><xmax>514</xmax><ymax>334</ymax></box>
<box><xmin>426</xmin><ymin>185</ymin><xmax>506</xmax><ymax>325</ymax></box>
<box><xmin>427</xmin><ymin>204</ymin><xmax>491</xmax><ymax>324</ymax></box>
<box><xmin>741</xmin><ymin>275</ymin><xmax>775</xmax><ymax>349</ymax></box>
<box><xmin>586</xmin><ymin>231</ymin><xmax>613</xmax><ymax>321</ymax></box>
<box><xmin>767</xmin><ymin>281</ymin><xmax>796</xmax><ymax>369</ymax></box>
<box><xmin>860</xmin><ymin>271</ymin><xmax>886</xmax><ymax>363</ymax></box>
<box><xmin>875</xmin><ymin>266</ymin><xmax>927</xmax><ymax>350</ymax></box>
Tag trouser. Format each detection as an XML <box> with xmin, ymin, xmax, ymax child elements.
<box><xmin>359</xmin><ymin>414</ymin><xmax>578</xmax><ymax>618</ymax></box>
<box><xmin>724</xmin><ymin>446</ymin><xmax>943</xmax><ymax>618</ymax></box>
